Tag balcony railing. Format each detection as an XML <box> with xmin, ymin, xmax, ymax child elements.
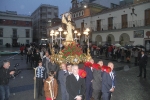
<box><xmin>91</xmin><ymin>19</ymin><xmax>150</xmax><ymax>32</ymax></box>
<box><xmin>11</xmin><ymin>35</ymin><xmax>19</xmax><ymax>39</ymax></box>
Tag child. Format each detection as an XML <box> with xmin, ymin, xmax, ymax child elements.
<box><xmin>44</xmin><ymin>71</ymin><xmax>58</xmax><ymax>100</ymax></box>
<box><xmin>34</xmin><ymin>60</ymin><xmax>45</xmax><ymax>98</ymax></box>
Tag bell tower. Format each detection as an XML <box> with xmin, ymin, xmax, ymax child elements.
<box><xmin>71</xmin><ymin>0</ymin><xmax>78</xmax><ymax>9</ymax></box>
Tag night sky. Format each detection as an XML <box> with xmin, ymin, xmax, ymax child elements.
<box><xmin>0</xmin><ymin>0</ymin><xmax>72</xmax><ymax>17</ymax></box>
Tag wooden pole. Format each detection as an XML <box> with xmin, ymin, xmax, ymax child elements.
<box><xmin>34</xmin><ymin>68</ymin><xmax>37</xmax><ymax>99</ymax></box>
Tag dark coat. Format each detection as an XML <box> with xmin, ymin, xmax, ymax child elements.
<box><xmin>92</xmin><ymin>69</ymin><xmax>102</xmax><ymax>90</ymax></box>
<box><xmin>138</xmin><ymin>55</ymin><xmax>148</xmax><ymax>67</ymax></box>
<box><xmin>101</xmin><ymin>71</ymin><xmax>116</xmax><ymax>93</ymax></box>
<box><xmin>34</xmin><ymin>52</ymin><xmax>41</xmax><ymax>62</ymax></box>
<box><xmin>85</xmin><ymin>67</ymin><xmax>93</xmax><ymax>84</ymax></box>
<box><xmin>66</xmin><ymin>74</ymin><xmax>85</xmax><ymax>100</ymax></box>
<box><xmin>0</xmin><ymin>67</ymin><xmax>11</xmax><ymax>85</ymax></box>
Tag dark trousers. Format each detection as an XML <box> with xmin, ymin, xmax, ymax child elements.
<box><xmin>121</xmin><ymin>56</ymin><xmax>124</xmax><ymax>61</ymax></box>
<box><xmin>86</xmin><ymin>83</ymin><xmax>93</xmax><ymax>100</ymax></box>
<box><xmin>102</xmin><ymin>92</ymin><xmax>111</xmax><ymax>100</ymax></box>
<box><xmin>26</xmin><ymin>55</ymin><xmax>31</xmax><ymax>63</ymax></box>
<box><xmin>36</xmin><ymin>78</ymin><xmax>43</xmax><ymax>97</ymax></box>
<box><xmin>92</xmin><ymin>90</ymin><xmax>102</xmax><ymax>100</ymax></box>
<box><xmin>30</xmin><ymin>57</ymin><xmax>34</xmax><ymax>67</ymax></box>
<box><xmin>135</xmin><ymin>57</ymin><xmax>138</xmax><ymax>66</ymax></box>
<box><xmin>139</xmin><ymin>65</ymin><xmax>146</xmax><ymax>78</ymax></box>
<box><xmin>0</xmin><ymin>85</ymin><xmax>10</xmax><ymax>100</ymax></box>
<box><xmin>60</xmin><ymin>85</ymin><xmax>69</xmax><ymax>100</ymax></box>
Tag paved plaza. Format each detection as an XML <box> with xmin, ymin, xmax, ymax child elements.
<box><xmin>0</xmin><ymin>47</ymin><xmax>150</xmax><ymax>100</ymax></box>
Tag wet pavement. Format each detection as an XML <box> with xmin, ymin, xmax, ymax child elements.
<box><xmin>0</xmin><ymin>48</ymin><xmax>150</xmax><ymax>100</ymax></box>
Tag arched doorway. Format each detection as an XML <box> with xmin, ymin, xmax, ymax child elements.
<box><xmin>95</xmin><ymin>35</ymin><xmax>102</xmax><ymax>45</ymax></box>
<box><xmin>106</xmin><ymin>34</ymin><xmax>115</xmax><ymax>45</ymax></box>
<box><xmin>119</xmin><ymin>33</ymin><xmax>130</xmax><ymax>46</ymax></box>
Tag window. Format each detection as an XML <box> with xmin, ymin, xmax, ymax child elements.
<box><xmin>81</xmin><ymin>11</ymin><xmax>84</xmax><ymax>16</ymax></box>
<box><xmin>12</xmin><ymin>29</ymin><xmax>17</xmax><ymax>37</ymax></box>
<box><xmin>74</xmin><ymin>14</ymin><xmax>76</xmax><ymax>18</ymax></box>
<box><xmin>48</xmin><ymin>12</ymin><xmax>51</xmax><ymax>15</ymax></box>
<box><xmin>26</xmin><ymin>40</ymin><xmax>29</xmax><ymax>44</ymax></box>
<box><xmin>12</xmin><ymin>20</ymin><xmax>17</xmax><ymax>24</ymax></box>
<box><xmin>0</xmin><ymin>28</ymin><xmax>3</xmax><ymax>37</ymax></box>
<box><xmin>79</xmin><ymin>12</ymin><xmax>81</xmax><ymax>16</ymax></box>
<box><xmin>54</xmin><ymin>8</ymin><xmax>58</xmax><ymax>10</ymax></box>
<box><xmin>108</xmin><ymin>17</ymin><xmax>113</xmax><ymax>30</ymax></box>
<box><xmin>0</xmin><ymin>19</ymin><xmax>3</xmax><ymax>24</ymax></box>
<box><xmin>76</xmin><ymin>13</ymin><xmax>78</xmax><ymax>17</ymax></box>
<box><xmin>26</xmin><ymin>21</ymin><xmax>29</xmax><ymax>25</ymax></box>
<box><xmin>97</xmin><ymin>20</ymin><xmax>101</xmax><ymax>31</ymax></box>
<box><xmin>122</xmin><ymin>14</ymin><xmax>128</xmax><ymax>28</ymax></box>
<box><xmin>54</xmin><ymin>13</ymin><xmax>58</xmax><ymax>17</ymax></box>
<box><xmin>0</xmin><ymin>39</ymin><xmax>3</xmax><ymax>45</ymax></box>
<box><xmin>26</xmin><ymin>29</ymin><xmax>30</xmax><ymax>38</ymax></box>
<box><xmin>145</xmin><ymin>9</ymin><xmax>150</xmax><ymax>26</ymax></box>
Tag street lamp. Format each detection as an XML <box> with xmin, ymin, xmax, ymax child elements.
<box><xmin>77</xmin><ymin>32</ymin><xmax>81</xmax><ymax>43</ymax></box>
<box><xmin>58</xmin><ymin>27</ymin><xmax>63</xmax><ymax>50</ymax></box>
<box><xmin>83</xmin><ymin>28</ymin><xmax>90</xmax><ymax>48</ymax></box>
<box><xmin>54</xmin><ymin>30</ymin><xmax>59</xmax><ymax>44</ymax></box>
<box><xmin>63</xmin><ymin>31</ymin><xmax>68</xmax><ymax>35</ymax></box>
<box><xmin>50</xmin><ymin>30</ymin><xmax>54</xmax><ymax>44</ymax></box>
<box><xmin>74</xmin><ymin>30</ymin><xmax>78</xmax><ymax>42</ymax></box>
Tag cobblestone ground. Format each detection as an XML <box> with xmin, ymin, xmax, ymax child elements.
<box><xmin>0</xmin><ymin>48</ymin><xmax>150</xmax><ymax>100</ymax></box>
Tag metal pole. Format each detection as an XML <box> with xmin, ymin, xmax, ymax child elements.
<box><xmin>51</xmin><ymin>35</ymin><xmax>53</xmax><ymax>44</ymax></box>
<box><xmin>75</xmin><ymin>33</ymin><xmax>77</xmax><ymax>42</ymax></box>
<box><xmin>60</xmin><ymin>32</ymin><xmax>61</xmax><ymax>51</ymax></box>
<box><xmin>88</xmin><ymin>35</ymin><xmax>89</xmax><ymax>49</ymax></box>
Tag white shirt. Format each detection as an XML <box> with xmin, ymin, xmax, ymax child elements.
<box><xmin>109</xmin><ymin>72</ymin><xmax>114</xmax><ymax>80</ymax></box>
<box><xmin>74</xmin><ymin>74</ymin><xmax>79</xmax><ymax>81</ymax></box>
<box><xmin>91</xmin><ymin>67</ymin><xmax>93</xmax><ymax>72</ymax></box>
<box><xmin>68</xmin><ymin>72</ymin><xmax>72</xmax><ymax>75</ymax></box>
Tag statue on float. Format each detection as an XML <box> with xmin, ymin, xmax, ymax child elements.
<box><xmin>62</xmin><ymin>13</ymin><xmax>75</xmax><ymax>42</ymax></box>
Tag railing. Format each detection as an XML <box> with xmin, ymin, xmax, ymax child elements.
<box><xmin>91</xmin><ymin>19</ymin><xmax>150</xmax><ymax>32</ymax></box>
<box><xmin>10</xmin><ymin>35</ymin><xmax>19</xmax><ymax>39</ymax></box>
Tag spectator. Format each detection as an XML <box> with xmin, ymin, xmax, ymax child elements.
<box><xmin>0</xmin><ymin>60</ymin><xmax>15</xmax><ymax>100</ymax></box>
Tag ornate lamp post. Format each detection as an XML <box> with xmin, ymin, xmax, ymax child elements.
<box><xmin>77</xmin><ymin>33</ymin><xmax>81</xmax><ymax>41</ymax></box>
<box><xmin>74</xmin><ymin>30</ymin><xmax>78</xmax><ymax>42</ymax></box>
<box><xmin>83</xmin><ymin>28</ymin><xmax>90</xmax><ymax>48</ymax></box>
<box><xmin>58</xmin><ymin>27</ymin><xmax>63</xmax><ymax>50</ymax></box>
<box><xmin>77</xmin><ymin>33</ymin><xmax>81</xmax><ymax>43</ymax></box>
<box><xmin>50</xmin><ymin>30</ymin><xmax>54</xmax><ymax>44</ymax></box>
<box><xmin>54</xmin><ymin>31</ymin><xmax>59</xmax><ymax>44</ymax></box>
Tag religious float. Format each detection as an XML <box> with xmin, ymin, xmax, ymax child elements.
<box><xmin>49</xmin><ymin>12</ymin><xmax>92</xmax><ymax>65</ymax></box>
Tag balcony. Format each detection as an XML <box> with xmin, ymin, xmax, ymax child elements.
<box><xmin>91</xmin><ymin>19</ymin><xmax>150</xmax><ymax>32</ymax></box>
<box><xmin>11</xmin><ymin>35</ymin><xmax>19</xmax><ymax>39</ymax></box>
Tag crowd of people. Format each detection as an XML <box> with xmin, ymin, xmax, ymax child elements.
<box><xmin>33</xmin><ymin>57</ymin><xmax>116</xmax><ymax>100</ymax></box>
<box><xmin>0</xmin><ymin>43</ymin><xmax>148</xmax><ymax>100</ymax></box>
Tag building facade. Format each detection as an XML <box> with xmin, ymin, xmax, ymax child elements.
<box><xmin>0</xmin><ymin>11</ymin><xmax>32</xmax><ymax>47</ymax></box>
<box><xmin>31</xmin><ymin>4</ymin><xmax>59</xmax><ymax>43</ymax></box>
<box><xmin>91</xmin><ymin>0</ymin><xmax>150</xmax><ymax>46</ymax></box>
<box><xmin>48</xmin><ymin>0</ymin><xmax>150</xmax><ymax>46</ymax></box>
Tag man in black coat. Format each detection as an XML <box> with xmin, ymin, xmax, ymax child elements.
<box><xmin>101</xmin><ymin>62</ymin><xmax>116</xmax><ymax>100</ymax></box>
<box><xmin>85</xmin><ymin>59</ymin><xmax>94</xmax><ymax>100</ymax></box>
<box><xmin>34</xmin><ymin>49</ymin><xmax>41</xmax><ymax>67</ymax></box>
<box><xmin>92</xmin><ymin>61</ymin><xmax>103</xmax><ymax>100</ymax></box>
<box><xmin>43</xmin><ymin>51</ymin><xmax>59</xmax><ymax>79</ymax></box>
<box><xmin>0</xmin><ymin>60</ymin><xmax>15</xmax><ymax>100</ymax></box>
<box><xmin>66</xmin><ymin>65</ymin><xmax>85</xmax><ymax>100</ymax></box>
<box><xmin>58</xmin><ymin>63</ymin><xmax>69</xmax><ymax>100</ymax></box>
<box><xmin>137</xmin><ymin>50</ymin><xmax>148</xmax><ymax>78</ymax></box>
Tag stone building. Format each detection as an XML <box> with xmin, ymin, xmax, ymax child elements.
<box><xmin>0</xmin><ymin>10</ymin><xmax>32</xmax><ymax>47</ymax></box>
